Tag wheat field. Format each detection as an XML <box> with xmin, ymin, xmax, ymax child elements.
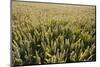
<box><xmin>12</xmin><ymin>1</ymin><xmax>96</xmax><ymax>66</ymax></box>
